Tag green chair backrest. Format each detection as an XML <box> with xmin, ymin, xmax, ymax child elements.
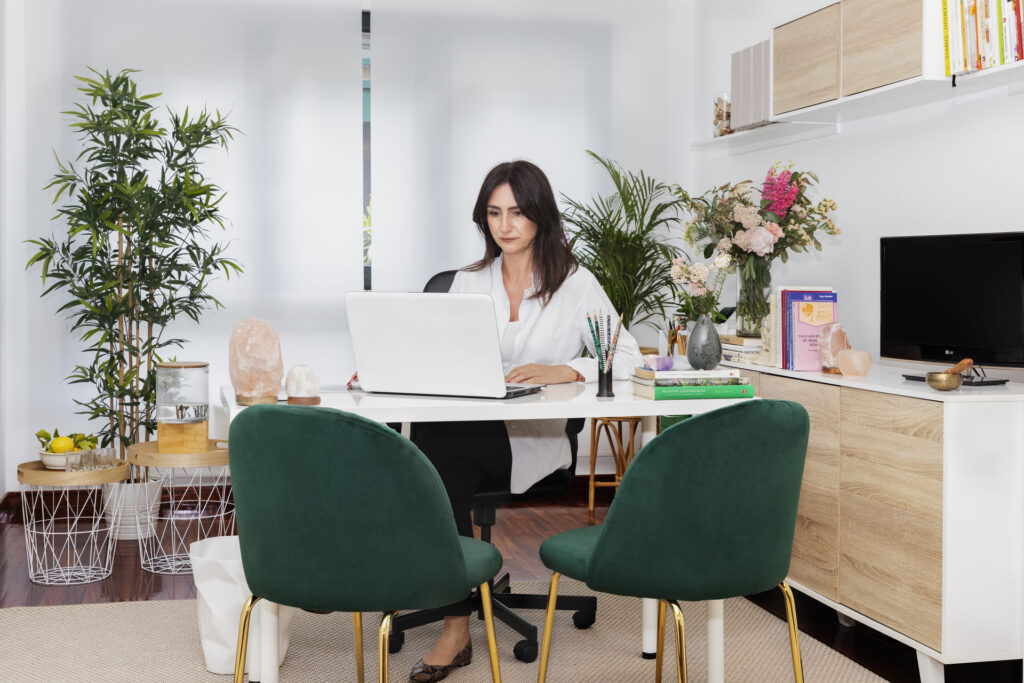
<box><xmin>585</xmin><ymin>399</ymin><xmax>810</xmax><ymax>602</ymax></box>
<box><xmin>229</xmin><ymin>404</ymin><xmax>471</xmax><ymax>612</ymax></box>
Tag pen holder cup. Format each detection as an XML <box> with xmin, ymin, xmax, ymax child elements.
<box><xmin>597</xmin><ymin>367</ymin><xmax>614</xmax><ymax>398</ymax></box>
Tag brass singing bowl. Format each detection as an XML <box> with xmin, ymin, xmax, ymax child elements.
<box><xmin>926</xmin><ymin>372</ymin><xmax>963</xmax><ymax>391</ymax></box>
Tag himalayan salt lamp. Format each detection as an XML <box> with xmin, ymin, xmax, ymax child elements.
<box><xmin>229</xmin><ymin>318</ymin><xmax>284</xmax><ymax>405</ymax></box>
<box><xmin>835</xmin><ymin>349</ymin><xmax>872</xmax><ymax>377</ymax></box>
<box><xmin>818</xmin><ymin>322</ymin><xmax>851</xmax><ymax>374</ymax></box>
<box><xmin>286</xmin><ymin>364</ymin><xmax>321</xmax><ymax>405</ymax></box>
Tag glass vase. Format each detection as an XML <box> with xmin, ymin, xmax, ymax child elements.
<box><xmin>736</xmin><ymin>256</ymin><xmax>772</xmax><ymax>337</ymax></box>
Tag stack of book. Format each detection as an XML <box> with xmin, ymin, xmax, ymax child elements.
<box><xmin>719</xmin><ymin>334</ymin><xmax>762</xmax><ymax>364</ymax></box>
<box><xmin>632</xmin><ymin>367</ymin><xmax>755</xmax><ymax>400</ymax></box>
<box><xmin>944</xmin><ymin>0</ymin><xmax>1023</xmax><ymax>76</ymax></box>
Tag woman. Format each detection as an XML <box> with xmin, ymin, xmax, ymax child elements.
<box><xmin>409</xmin><ymin>160</ymin><xmax>642</xmax><ymax>682</ymax></box>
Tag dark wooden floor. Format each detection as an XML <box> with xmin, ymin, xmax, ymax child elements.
<box><xmin>2</xmin><ymin>480</ymin><xmax>1021</xmax><ymax>682</ymax></box>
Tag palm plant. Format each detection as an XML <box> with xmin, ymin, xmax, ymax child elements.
<box><xmin>562</xmin><ymin>151</ymin><xmax>685</xmax><ymax>329</ymax></box>
<box><xmin>26</xmin><ymin>68</ymin><xmax>242</xmax><ymax>456</ymax></box>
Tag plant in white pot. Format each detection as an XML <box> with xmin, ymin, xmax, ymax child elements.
<box><xmin>26</xmin><ymin>68</ymin><xmax>242</xmax><ymax>538</ymax></box>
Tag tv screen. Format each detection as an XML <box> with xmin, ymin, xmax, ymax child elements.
<box><xmin>880</xmin><ymin>232</ymin><xmax>1024</xmax><ymax>367</ymax></box>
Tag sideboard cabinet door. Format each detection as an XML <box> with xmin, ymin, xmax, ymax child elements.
<box><xmin>761</xmin><ymin>374</ymin><xmax>840</xmax><ymax>600</ymax></box>
<box><xmin>838</xmin><ymin>387</ymin><xmax>943</xmax><ymax>650</ymax></box>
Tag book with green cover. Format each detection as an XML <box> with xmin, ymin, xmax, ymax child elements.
<box><xmin>632</xmin><ymin>382</ymin><xmax>755</xmax><ymax>400</ymax></box>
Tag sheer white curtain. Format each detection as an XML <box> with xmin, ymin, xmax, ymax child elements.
<box><xmin>8</xmin><ymin>0</ymin><xmax>365</xmax><ymax>455</ymax></box>
<box><xmin>370</xmin><ymin>1</ymin><xmax>662</xmax><ymax>293</ymax></box>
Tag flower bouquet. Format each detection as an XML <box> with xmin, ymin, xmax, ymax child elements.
<box><xmin>670</xmin><ymin>252</ymin><xmax>730</xmax><ymax>322</ymax></box>
<box><xmin>675</xmin><ymin>163</ymin><xmax>839</xmax><ymax>336</ymax></box>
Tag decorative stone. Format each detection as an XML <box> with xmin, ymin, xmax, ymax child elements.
<box><xmin>642</xmin><ymin>354</ymin><xmax>674</xmax><ymax>372</ymax></box>
<box><xmin>285</xmin><ymin>364</ymin><xmax>321</xmax><ymax>405</ymax></box>
<box><xmin>229</xmin><ymin>318</ymin><xmax>284</xmax><ymax>405</ymax></box>
<box><xmin>818</xmin><ymin>322</ymin><xmax>851</xmax><ymax>374</ymax></box>
<box><xmin>835</xmin><ymin>349</ymin><xmax>872</xmax><ymax>377</ymax></box>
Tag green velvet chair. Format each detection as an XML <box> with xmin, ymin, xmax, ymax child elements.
<box><xmin>228</xmin><ymin>404</ymin><xmax>504</xmax><ymax>683</ymax></box>
<box><xmin>536</xmin><ymin>399</ymin><xmax>810</xmax><ymax>683</ymax></box>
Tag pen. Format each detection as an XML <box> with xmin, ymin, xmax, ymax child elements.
<box><xmin>586</xmin><ymin>313</ymin><xmax>603</xmax><ymax>373</ymax></box>
<box><xmin>607</xmin><ymin>313</ymin><xmax>623</xmax><ymax>369</ymax></box>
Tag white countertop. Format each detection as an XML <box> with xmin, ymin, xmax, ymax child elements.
<box><xmin>722</xmin><ymin>360</ymin><xmax>1024</xmax><ymax>402</ymax></box>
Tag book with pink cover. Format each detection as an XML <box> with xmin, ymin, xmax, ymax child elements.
<box><xmin>788</xmin><ymin>291</ymin><xmax>838</xmax><ymax>371</ymax></box>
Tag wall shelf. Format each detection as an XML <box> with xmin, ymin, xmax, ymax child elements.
<box><xmin>691</xmin><ymin>121</ymin><xmax>836</xmax><ymax>155</ymax></box>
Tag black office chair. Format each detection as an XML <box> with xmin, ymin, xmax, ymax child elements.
<box><xmin>388</xmin><ymin>270</ymin><xmax>596</xmax><ymax>663</ymax></box>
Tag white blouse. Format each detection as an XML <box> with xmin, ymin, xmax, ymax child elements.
<box><xmin>451</xmin><ymin>256</ymin><xmax>643</xmax><ymax>492</ymax></box>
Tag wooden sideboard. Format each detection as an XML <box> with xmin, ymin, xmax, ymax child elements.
<box><xmin>736</xmin><ymin>363</ymin><xmax>1024</xmax><ymax>683</ymax></box>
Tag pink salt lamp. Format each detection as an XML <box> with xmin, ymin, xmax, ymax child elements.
<box><xmin>835</xmin><ymin>349</ymin><xmax>871</xmax><ymax>377</ymax></box>
<box><xmin>818</xmin><ymin>322</ymin><xmax>851</xmax><ymax>374</ymax></box>
<box><xmin>229</xmin><ymin>318</ymin><xmax>284</xmax><ymax>405</ymax></box>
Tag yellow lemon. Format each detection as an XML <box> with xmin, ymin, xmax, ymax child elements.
<box><xmin>50</xmin><ymin>436</ymin><xmax>75</xmax><ymax>454</ymax></box>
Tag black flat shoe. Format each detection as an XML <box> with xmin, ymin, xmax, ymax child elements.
<box><xmin>409</xmin><ymin>642</ymin><xmax>472</xmax><ymax>682</ymax></box>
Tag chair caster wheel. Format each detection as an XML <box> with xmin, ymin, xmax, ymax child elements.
<box><xmin>513</xmin><ymin>639</ymin><xmax>538</xmax><ymax>662</ymax></box>
<box><xmin>572</xmin><ymin>609</ymin><xmax>596</xmax><ymax>629</ymax></box>
<box><xmin>388</xmin><ymin>631</ymin><xmax>405</xmax><ymax>653</ymax></box>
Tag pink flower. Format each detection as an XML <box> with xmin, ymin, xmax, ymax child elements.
<box><xmin>764</xmin><ymin>221</ymin><xmax>783</xmax><ymax>239</ymax></box>
<box><xmin>688</xmin><ymin>282</ymin><xmax>707</xmax><ymax>296</ymax></box>
<box><xmin>762</xmin><ymin>167</ymin><xmax>800</xmax><ymax>218</ymax></box>
<box><xmin>746</xmin><ymin>225</ymin><xmax>777</xmax><ymax>256</ymax></box>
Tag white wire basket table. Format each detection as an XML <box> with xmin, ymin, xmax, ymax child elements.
<box><xmin>127</xmin><ymin>440</ymin><xmax>234</xmax><ymax>575</ymax></box>
<box><xmin>17</xmin><ymin>460</ymin><xmax>129</xmax><ymax>585</ymax></box>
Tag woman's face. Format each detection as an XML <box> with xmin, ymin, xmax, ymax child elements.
<box><xmin>487</xmin><ymin>183</ymin><xmax>537</xmax><ymax>259</ymax></box>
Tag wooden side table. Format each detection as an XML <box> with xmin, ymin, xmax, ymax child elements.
<box><xmin>126</xmin><ymin>439</ymin><xmax>233</xmax><ymax>574</ymax></box>
<box><xmin>588</xmin><ymin>416</ymin><xmax>642</xmax><ymax>522</ymax></box>
<box><xmin>17</xmin><ymin>460</ymin><xmax>129</xmax><ymax>585</ymax></box>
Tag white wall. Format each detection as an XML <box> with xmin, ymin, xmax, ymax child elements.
<box><xmin>1</xmin><ymin>0</ymin><xmax>364</xmax><ymax>492</ymax></box>
<box><xmin>0</xmin><ymin>0</ymin><xmax>685</xmax><ymax>492</ymax></box>
<box><xmin>691</xmin><ymin>0</ymin><xmax>1024</xmax><ymax>383</ymax></box>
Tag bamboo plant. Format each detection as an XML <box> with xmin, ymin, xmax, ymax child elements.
<box><xmin>562</xmin><ymin>151</ymin><xmax>685</xmax><ymax>329</ymax></box>
<box><xmin>26</xmin><ymin>68</ymin><xmax>242</xmax><ymax>458</ymax></box>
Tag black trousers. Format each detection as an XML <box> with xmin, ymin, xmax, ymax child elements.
<box><xmin>410</xmin><ymin>420</ymin><xmax>512</xmax><ymax>617</ymax></box>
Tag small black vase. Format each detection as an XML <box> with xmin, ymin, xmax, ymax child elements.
<box><xmin>686</xmin><ymin>314</ymin><xmax>722</xmax><ymax>370</ymax></box>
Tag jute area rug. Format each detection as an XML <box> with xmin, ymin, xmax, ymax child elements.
<box><xmin>0</xmin><ymin>579</ymin><xmax>882</xmax><ymax>682</ymax></box>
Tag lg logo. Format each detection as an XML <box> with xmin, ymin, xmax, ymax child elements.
<box><xmin>944</xmin><ymin>349</ymin><xmax>954</xmax><ymax>355</ymax></box>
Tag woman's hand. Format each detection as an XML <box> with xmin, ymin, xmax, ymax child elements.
<box><xmin>506</xmin><ymin>363</ymin><xmax>580</xmax><ymax>385</ymax></box>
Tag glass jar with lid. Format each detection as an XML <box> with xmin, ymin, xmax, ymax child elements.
<box><xmin>155</xmin><ymin>361</ymin><xmax>209</xmax><ymax>453</ymax></box>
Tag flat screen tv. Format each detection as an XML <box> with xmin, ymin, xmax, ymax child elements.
<box><xmin>880</xmin><ymin>232</ymin><xmax>1024</xmax><ymax>368</ymax></box>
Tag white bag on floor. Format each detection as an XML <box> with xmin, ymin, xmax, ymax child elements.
<box><xmin>190</xmin><ymin>536</ymin><xmax>297</xmax><ymax>678</ymax></box>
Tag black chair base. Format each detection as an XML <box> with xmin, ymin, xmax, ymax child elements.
<box><xmin>389</xmin><ymin>574</ymin><xmax>596</xmax><ymax>663</ymax></box>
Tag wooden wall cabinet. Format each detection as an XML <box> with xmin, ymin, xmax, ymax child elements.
<box><xmin>842</xmin><ymin>0</ymin><xmax>923</xmax><ymax>96</ymax></box>
<box><xmin>771</xmin><ymin>4</ymin><xmax>841</xmax><ymax>116</ymax></box>
<box><xmin>741</xmin><ymin>365</ymin><xmax>1024</xmax><ymax>680</ymax></box>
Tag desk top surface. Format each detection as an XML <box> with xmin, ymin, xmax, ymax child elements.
<box><xmin>221</xmin><ymin>382</ymin><xmax>750</xmax><ymax>423</ymax></box>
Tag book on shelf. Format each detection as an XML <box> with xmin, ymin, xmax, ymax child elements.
<box><xmin>772</xmin><ymin>285</ymin><xmax>832</xmax><ymax>369</ymax></box>
<box><xmin>633</xmin><ymin>367</ymin><xmax>740</xmax><ymax>380</ymax></box>
<box><xmin>632</xmin><ymin>375</ymin><xmax>751</xmax><ymax>387</ymax></box>
<box><xmin>721</xmin><ymin>353</ymin><xmax>760</xmax><ymax>365</ymax></box>
<box><xmin>717</xmin><ymin>334</ymin><xmax>762</xmax><ymax>347</ymax></box>
<box><xmin>785</xmin><ymin>291</ymin><xmax>838</xmax><ymax>371</ymax></box>
<box><xmin>632</xmin><ymin>382</ymin><xmax>755</xmax><ymax>400</ymax></box>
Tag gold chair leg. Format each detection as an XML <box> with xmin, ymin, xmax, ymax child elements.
<box><xmin>479</xmin><ymin>581</ymin><xmax>503</xmax><ymax>682</ymax></box>
<box><xmin>779</xmin><ymin>582</ymin><xmax>804</xmax><ymax>683</ymax></box>
<box><xmin>354</xmin><ymin>612</ymin><xmax>364</xmax><ymax>683</ymax></box>
<box><xmin>233</xmin><ymin>594</ymin><xmax>263</xmax><ymax>683</ymax></box>
<box><xmin>537</xmin><ymin>572</ymin><xmax>561</xmax><ymax>683</ymax></box>
<box><xmin>654</xmin><ymin>599</ymin><xmax>667</xmax><ymax>682</ymax></box>
<box><xmin>669</xmin><ymin>601</ymin><xmax>687</xmax><ymax>683</ymax></box>
<box><xmin>378</xmin><ymin>611</ymin><xmax>397</xmax><ymax>683</ymax></box>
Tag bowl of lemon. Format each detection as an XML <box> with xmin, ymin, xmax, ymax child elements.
<box><xmin>36</xmin><ymin>429</ymin><xmax>98</xmax><ymax>470</ymax></box>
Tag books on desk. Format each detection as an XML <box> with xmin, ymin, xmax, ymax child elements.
<box><xmin>632</xmin><ymin>381</ymin><xmax>755</xmax><ymax>400</ymax></box>
<box><xmin>631</xmin><ymin>368</ymin><xmax>755</xmax><ymax>399</ymax></box>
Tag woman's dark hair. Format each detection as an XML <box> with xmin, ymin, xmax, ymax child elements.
<box><xmin>467</xmin><ymin>160</ymin><xmax>577</xmax><ymax>306</ymax></box>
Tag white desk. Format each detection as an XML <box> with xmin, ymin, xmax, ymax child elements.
<box><xmin>222</xmin><ymin>381</ymin><xmax>747</xmax><ymax>683</ymax></box>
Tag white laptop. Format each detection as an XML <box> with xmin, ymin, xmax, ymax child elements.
<box><xmin>345</xmin><ymin>292</ymin><xmax>545</xmax><ymax>399</ymax></box>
